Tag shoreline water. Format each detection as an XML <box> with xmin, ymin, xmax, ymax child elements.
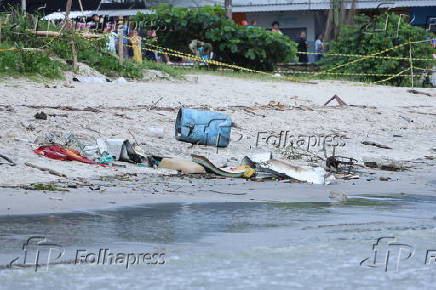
<box><xmin>1</xmin><ymin>160</ymin><xmax>435</xmax><ymax>216</ymax></box>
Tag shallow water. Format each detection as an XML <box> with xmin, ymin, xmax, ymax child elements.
<box><xmin>1</xmin><ymin>195</ymin><xmax>436</xmax><ymax>289</ymax></box>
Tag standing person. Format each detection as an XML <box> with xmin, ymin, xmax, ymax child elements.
<box><xmin>271</xmin><ymin>21</ymin><xmax>283</xmax><ymax>35</ymax></box>
<box><xmin>247</xmin><ymin>20</ymin><xmax>257</xmax><ymax>28</ymax></box>
<box><xmin>314</xmin><ymin>34</ymin><xmax>324</xmax><ymax>62</ymax></box>
<box><xmin>297</xmin><ymin>31</ymin><xmax>308</xmax><ymax>63</ymax></box>
<box><xmin>130</xmin><ymin>30</ymin><xmax>142</xmax><ymax>64</ymax></box>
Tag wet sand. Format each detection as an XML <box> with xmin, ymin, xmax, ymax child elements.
<box><xmin>1</xmin><ymin>160</ymin><xmax>435</xmax><ymax>216</ymax></box>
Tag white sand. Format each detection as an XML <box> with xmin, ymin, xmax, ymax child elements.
<box><xmin>1</xmin><ymin>75</ymin><xmax>435</xmax><ymax>186</ymax></box>
<box><xmin>0</xmin><ymin>74</ymin><xmax>435</xmax><ymax>214</ymax></box>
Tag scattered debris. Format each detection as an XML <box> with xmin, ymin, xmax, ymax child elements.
<box><xmin>324</xmin><ymin>95</ymin><xmax>347</xmax><ymax>106</ymax></box>
<box><xmin>23</xmin><ymin>105</ymin><xmax>101</xmax><ymax>113</ymax></box>
<box><xmin>326</xmin><ymin>156</ymin><xmax>358</xmax><ymax>173</ymax></box>
<box><xmin>34</xmin><ymin>111</ymin><xmax>48</xmax><ymax>120</ymax></box>
<box><xmin>329</xmin><ymin>191</ymin><xmax>348</xmax><ymax>202</ymax></box>
<box><xmin>49</xmin><ymin>197</ymin><xmax>64</xmax><ymax>201</ymax></box>
<box><xmin>0</xmin><ymin>105</ymin><xmax>15</xmax><ymax>112</ymax></box>
<box><xmin>399</xmin><ymin>115</ymin><xmax>413</xmax><ymax>123</ymax></box>
<box><xmin>175</xmin><ymin>108</ymin><xmax>232</xmax><ymax>147</ymax></box>
<box><xmin>407</xmin><ymin>89</ymin><xmax>433</xmax><ymax>97</ymax></box>
<box><xmin>86</xmin><ymin>139</ymin><xmax>146</xmax><ymax>163</ymax></box>
<box><xmin>361</xmin><ymin>141</ymin><xmax>392</xmax><ymax>150</ymax></box>
<box><xmin>192</xmin><ymin>154</ymin><xmax>255</xmax><ymax>178</ymax></box>
<box><xmin>0</xmin><ymin>154</ymin><xmax>16</xmax><ymax>166</ymax></box>
<box><xmin>32</xmin><ymin>184</ymin><xmax>65</xmax><ymax>191</ymax></box>
<box><xmin>337</xmin><ymin>174</ymin><xmax>360</xmax><ymax>180</ymax></box>
<box><xmin>34</xmin><ymin>146</ymin><xmax>98</xmax><ymax>164</ymax></box>
<box><xmin>363</xmin><ymin>157</ymin><xmax>404</xmax><ymax>171</ymax></box>
<box><xmin>147</xmin><ymin>127</ymin><xmax>165</xmax><ymax>139</ymax></box>
<box><xmin>209</xmin><ymin>189</ymin><xmax>247</xmax><ymax>196</ymax></box>
<box><xmin>159</xmin><ymin>158</ymin><xmax>206</xmax><ymax>174</ymax></box>
<box><xmin>379</xmin><ymin>177</ymin><xmax>391</xmax><ymax>181</ymax></box>
<box><xmin>48</xmin><ymin>113</ymin><xmax>68</xmax><ymax>118</ymax></box>
<box><xmin>113</xmin><ymin>113</ymin><xmax>132</xmax><ymax>120</ymax></box>
<box><xmin>262</xmin><ymin>159</ymin><xmax>335</xmax><ymax>185</ymax></box>
<box><xmin>73</xmin><ymin>77</ymin><xmax>111</xmax><ymax>83</ymax></box>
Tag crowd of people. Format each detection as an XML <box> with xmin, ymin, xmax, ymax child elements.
<box><xmin>240</xmin><ymin>19</ymin><xmax>325</xmax><ymax>63</ymax></box>
<box><xmin>67</xmin><ymin>14</ymin><xmax>324</xmax><ymax>65</ymax></box>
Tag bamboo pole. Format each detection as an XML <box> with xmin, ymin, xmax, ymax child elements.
<box><xmin>65</xmin><ymin>0</ymin><xmax>78</xmax><ymax>71</ymax></box>
<box><xmin>118</xmin><ymin>24</ymin><xmax>124</xmax><ymax>65</ymax></box>
<box><xmin>409</xmin><ymin>41</ymin><xmax>414</xmax><ymax>88</ymax></box>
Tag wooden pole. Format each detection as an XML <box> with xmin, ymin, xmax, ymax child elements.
<box><xmin>409</xmin><ymin>41</ymin><xmax>414</xmax><ymax>88</ymax></box>
<box><xmin>21</xmin><ymin>0</ymin><xmax>26</xmax><ymax>13</ymax></box>
<box><xmin>118</xmin><ymin>24</ymin><xmax>124</xmax><ymax>65</ymax></box>
<box><xmin>65</xmin><ymin>0</ymin><xmax>78</xmax><ymax>71</ymax></box>
<box><xmin>71</xmin><ymin>26</ymin><xmax>78</xmax><ymax>71</ymax></box>
<box><xmin>224</xmin><ymin>0</ymin><xmax>232</xmax><ymax>20</ymax></box>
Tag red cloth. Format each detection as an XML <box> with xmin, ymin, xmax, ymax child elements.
<box><xmin>34</xmin><ymin>146</ymin><xmax>97</xmax><ymax>164</ymax></box>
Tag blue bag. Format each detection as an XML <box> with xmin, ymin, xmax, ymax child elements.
<box><xmin>175</xmin><ymin>108</ymin><xmax>232</xmax><ymax>147</ymax></box>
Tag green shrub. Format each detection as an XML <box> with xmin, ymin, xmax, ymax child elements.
<box><xmin>134</xmin><ymin>5</ymin><xmax>297</xmax><ymax>70</ymax></box>
<box><xmin>320</xmin><ymin>13</ymin><xmax>434</xmax><ymax>86</ymax></box>
<box><xmin>0</xmin><ymin>47</ymin><xmax>66</xmax><ymax>79</ymax></box>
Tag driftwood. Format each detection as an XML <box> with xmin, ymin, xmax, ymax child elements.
<box><xmin>28</xmin><ymin>30</ymin><xmax>104</xmax><ymax>39</ymax></box>
<box><xmin>20</xmin><ymin>105</ymin><xmax>101</xmax><ymax>113</ymax></box>
<box><xmin>407</xmin><ymin>89</ymin><xmax>433</xmax><ymax>97</ymax></box>
<box><xmin>25</xmin><ymin>162</ymin><xmax>67</xmax><ymax>178</ymax></box>
<box><xmin>0</xmin><ymin>154</ymin><xmax>16</xmax><ymax>166</ymax></box>
<box><xmin>324</xmin><ymin>95</ymin><xmax>348</xmax><ymax>106</ymax></box>
<box><xmin>361</xmin><ymin>141</ymin><xmax>392</xmax><ymax>150</ymax></box>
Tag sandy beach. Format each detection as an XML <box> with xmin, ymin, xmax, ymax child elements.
<box><xmin>0</xmin><ymin>74</ymin><xmax>435</xmax><ymax>215</ymax></box>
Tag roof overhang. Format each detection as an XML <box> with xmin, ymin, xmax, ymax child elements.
<box><xmin>42</xmin><ymin>9</ymin><xmax>153</xmax><ymax>21</ymax></box>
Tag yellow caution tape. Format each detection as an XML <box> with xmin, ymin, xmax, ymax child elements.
<box><xmin>281</xmin><ymin>69</ymin><xmax>422</xmax><ymax>78</ymax></box>
<box><xmin>371</xmin><ymin>67</ymin><xmax>411</xmax><ymax>85</ymax></box>
<box><xmin>413</xmin><ymin>66</ymin><xmax>433</xmax><ymax>71</ymax></box>
<box><xmin>296</xmin><ymin>51</ymin><xmax>435</xmax><ymax>62</ymax></box>
<box><xmin>316</xmin><ymin>40</ymin><xmax>433</xmax><ymax>76</ymax></box>
<box><xmin>136</xmin><ymin>42</ymin><xmax>305</xmax><ymax>82</ymax></box>
<box><xmin>138</xmin><ymin>40</ymin><xmax>430</xmax><ymax>80</ymax></box>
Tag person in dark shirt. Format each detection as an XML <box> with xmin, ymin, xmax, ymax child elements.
<box><xmin>297</xmin><ymin>31</ymin><xmax>308</xmax><ymax>63</ymax></box>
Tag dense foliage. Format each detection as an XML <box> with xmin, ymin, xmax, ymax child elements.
<box><xmin>0</xmin><ymin>7</ymin><xmax>146</xmax><ymax>79</ymax></box>
<box><xmin>320</xmin><ymin>13</ymin><xmax>434</xmax><ymax>86</ymax></box>
<box><xmin>134</xmin><ymin>5</ymin><xmax>297</xmax><ymax>70</ymax></box>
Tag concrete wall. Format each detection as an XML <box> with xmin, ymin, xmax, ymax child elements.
<box><xmin>246</xmin><ymin>10</ymin><xmax>316</xmax><ymax>41</ymax></box>
<box><xmin>246</xmin><ymin>10</ymin><xmax>317</xmax><ymax>62</ymax></box>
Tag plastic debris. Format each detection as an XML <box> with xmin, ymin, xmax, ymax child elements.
<box><xmin>175</xmin><ymin>108</ymin><xmax>232</xmax><ymax>147</ymax></box>
<box><xmin>159</xmin><ymin>158</ymin><xmax>206</xmax><ymax>174</ymax></box>
<box><xmin>192</xmin><ymin>154</ymin><xmax>255</xmax><ymax>178</ymax></box>
<box><xmin>34</xmin><ymin>146</ymin><xmax>97</xmax><ymax>164</ymax></box>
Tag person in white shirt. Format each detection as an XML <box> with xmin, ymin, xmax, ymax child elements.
<box><xmin>315</xmin><ymin>34</ymin><xmax>324</xmax><ymax>62</ymax></box>
<box><xmin>271</xmin><ymin>21</ymin><xmax>283</xmax><ymax>35</ymax></box>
